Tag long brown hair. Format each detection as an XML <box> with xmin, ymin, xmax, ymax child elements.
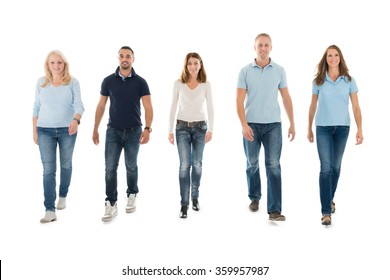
<box><xmin>180</xmin><ymin>52</ymin><xmax>207</xmax><ymax>83</ymax></box>
<box><xmin>41</xmin><ymin>50</ymin><xmax>72</xmax><ymax>88</ymax></box>
<box><xmin>314</xmin><ymin>45</ymin><xmax>351</xmax><ymax>86</ymax></box>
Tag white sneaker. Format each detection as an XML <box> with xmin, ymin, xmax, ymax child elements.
<box><xmin>126</xmin><ymin>194</ymin><xmax>136</xmax><ymax>213</ymax></box>
<box><xmin>102</xmin><ymin>201</ymin><xmax>117</xmax><ymax>222</ymax></box>
<box><xmin>57</xmin><ymin>197</ymin><xmax>66</xmax><ymax>210</ymax></box>
<box><xmin>40</xmin><ymin>211</ymin><xmax>57</xmax><ymax>223</ymax></box>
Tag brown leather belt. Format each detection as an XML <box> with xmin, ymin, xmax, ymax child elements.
<box><xmin>177</xmin><ymin>119</ymin><xmax>207</xmax><ymax>127</ymax></box>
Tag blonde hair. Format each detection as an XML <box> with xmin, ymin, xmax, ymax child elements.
<box><xmin>41</xmin><ymin>50</ymin><xmax>72</xmax><ymax>87</ymax></box>
<box><xmin>255</xmin><ymin>33</ymin><xmax>272</xmax><ymax>44</ymax></box>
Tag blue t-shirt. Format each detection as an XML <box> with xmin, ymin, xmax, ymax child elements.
<box><xmin>312</xmin><ymin>73</ymin><xmax>358</xmax><ymax>126</ymax></box>
<box><xmin>237</xmin><ymin>59</ymin><xmax>287</xmax><ymax>123</ymax></box>
<box><xmin>101</xmin><ymin>67</ymin><xmax>150</xmax><ymax>128</ymax></box>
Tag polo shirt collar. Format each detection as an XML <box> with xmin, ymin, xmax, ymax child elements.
<box><xmin>325</xmin><ymin>72</ymin><xmax>344</xmax><ymax>84</ymax></box>
<box><xmin>115</xmin><ymin>67</ymin><xmax>136</xmax><ymax>79</ymax></box>
<box><xmin>252</xmin><ymin>58</ymin><xmax>274</xmax><ymax>69</ymax></box>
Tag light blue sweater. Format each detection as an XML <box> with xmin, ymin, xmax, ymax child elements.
<box><xmin>33</xmin><ymin>77</ymin><xmax>85</xmax><ymax>128</ymax></box>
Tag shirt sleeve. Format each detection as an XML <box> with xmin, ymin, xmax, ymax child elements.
<box><xmin>205</xmin><ymin>81</ymin><xmax>214</xmax><ymax>132</ymax></box>
<box><xmin>312</xmin><ymin>81</ymin><xmax>320</xmax><ymax>95</ymax></box>
<box><xmin>32</xmin><ymin>78</ymin><xmax>43</xmax><ymax>117</ymax></box>
<box><xmin>278</xmin><ymin>67</ymin><xmax>288</xmax><ymax>89</ymax></box>
<box><xmin>71</xmin><ymin>78</ymin><xmax>85</xmax><ymax>116</ymax></box>
<box><xmin>168</xmin><ymin>80</ymin><xmax>180</xmax><ymax>133</ymax></box>
<box><xmin>349</xmin><ymin>77</ymin><xmax>358</xmax><ymax>94</ymax></box>
<box><xmin>237</xmin><ymin>67</ymin><xmax>247</xmax><ymax>89</ymax></box>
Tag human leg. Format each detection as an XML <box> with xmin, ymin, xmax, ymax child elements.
<box><xmin>124</xmin><ymin>127</ymin><xmax>142</xmax><ymax>213</ymax></box>
<box><xmin>104</xmin><ymin>127</ymin><xmax>123</xmax><ymax>204</ymax></box>
<box><xmin>243</xmin><ymin>123</ymin><xmax>262</xmax><ymax>202</ymax></box>
<box><xmin>190</xmin><ymin>125</ymin><xmax>206</xmax><ymax>204</ymax></box>
<box><xmin>316</xmin><ymin>126</ymin><xmax>334</xmax><ymax>216</ymax></box>
<box><xmin>176</xmin><ymin>126</ymin><xmax>192</xmax><ymax>207</ymax></box>
<box><xmin>38</xmin><ymin>127</ymin><xmax>58</xmax><ymax>212</ymax></box>
<box><xmin>263</xmin><ymin>123</ymin><xmax>283</xmax><ymax>215</ymax></box>
<box><xmin>58</xmin><ymin>128</ymin><xmax>77</xmax><ymax>200</ymax></box>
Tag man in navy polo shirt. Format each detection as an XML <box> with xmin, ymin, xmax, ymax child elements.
<box><xmin>93</xmin><ymin>46</ymin><xmax>153</xmax><ymax>222</ymax></box>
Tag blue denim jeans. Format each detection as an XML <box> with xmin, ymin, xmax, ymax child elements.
<box><xmin>316</xmin><ymin>126</ymin><xmax>350</xmax><ymax>215</ymax></box>
<box><xmin>105</xmin><ymin>126</ymin><xmax>142</xmax><ymax>203</ymax></box>
<box><xmin>176</xmin><ymin>122</ymin><xmax>207</xmax><ymax>206</ymax></box>
<box><xmin>243</xmin><ymin>122</ymin><xmax>282</xmax><ymax>213</ymax></box>
<box><xmin>37</xmin><ymin>127</ymin><xmax>77</xmax><ymax>211</ymax></box>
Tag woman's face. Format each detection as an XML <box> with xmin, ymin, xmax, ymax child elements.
<box><xmin>187</xmin><ymin>57</ymin><xmax>201</xmax><ymax>77</ymax></box>
<box><xmin>326</xmin><ymin>48</ymin><xmax>340</xmax><ymax>69</ymax></box>
<box><xmin>48</xmin><ymin>54</ymin><xmax>65</xmax><ymax>75</ymax></box>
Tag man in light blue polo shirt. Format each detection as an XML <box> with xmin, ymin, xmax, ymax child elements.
<box><xmin>236</xmin><ymin>33</ymin><xmax>295</xmax><ymax>221</ymax></box>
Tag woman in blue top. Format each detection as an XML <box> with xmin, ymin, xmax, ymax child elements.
<box><xmin>307</xmin><ymin>45</ymin><xmax>363</xmax><ymax>226</ymax></box>
<box><xmin>33</xmin><ymin>50</ymin><xmax>85</xmax><ymax>223</ymax></box>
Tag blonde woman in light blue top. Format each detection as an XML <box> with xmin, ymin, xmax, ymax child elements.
<box><xmin>32</xmin><ymin>50</ymin><xmax>85</xmax><ymax>223</ymax></box>
<box><xmin>308</xmin><ymin>45</ymin><xmax>363</xmax><ymax>226</ymax></box>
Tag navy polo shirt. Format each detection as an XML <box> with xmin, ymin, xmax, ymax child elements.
<box><xmin>101</xmin><ymin>67</ymin><xmax>150</xmax><ymax>129</ymax></box>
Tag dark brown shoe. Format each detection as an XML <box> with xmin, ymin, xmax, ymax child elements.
<box><xmin>249</xmin><ymin>200</ymin><xmax>259</xmax><ymax>212</ymax></box>
<box><xmin>331</xmin><ymin>201</ymin><xmax>336</xmax><ymax>213</ymax></box>
<box><xmin>269</xmin><ymin>212</ymin><xmax>286</xmax><ymax>221</ymax></box>
<box><xmin>321</xmin><ymin>215</ymin><xmax>331</xmax><ymax>225</ymax></box>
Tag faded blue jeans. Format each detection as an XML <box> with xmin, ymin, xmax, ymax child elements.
<box><xmin>105</xmin><ymin>126</ymin><xmax>142</xmax><ymax>204</ymax></box>
<box><xmin>316</xmin><ymin>126</ymin><xmax>350</xmax><ymax>215</ymax></box>
<box><xmin>176</xmin><ymin>122</ymin><xmax>207</xmax><ymax>206</ymax></box>
<box><xmin>243</xmin><ymin>122</ymin><xmax>282</xmax><ymax>214</ymax></box>
<box><xmin>37</xmin><ymin>127</ymin><xmax>77</xmax><ymax>211</ymax></box>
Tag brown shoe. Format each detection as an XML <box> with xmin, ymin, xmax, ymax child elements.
<box><xmin>269</xmin><ymin>212</ymin><xmax>286</xmax><ymax>221</ymax></box>
<box><xmin>321</xmin><ymin>215</ymin><xmax>331</xmax><ymax>225</ymax></box>
<box><xmin>331</xmin><ymin>201</ymin><xmax>336</xmax><ymax>213</ymax></box>
<box><xmin>249</xmin><ymin>200</ymin><xmax>259</xmax><ymax>212</ymax></box>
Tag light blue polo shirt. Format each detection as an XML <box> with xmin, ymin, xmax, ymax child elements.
<box><xmin>312</xmin><ymin>73</ymin><xmax>358</xmax><ymax>126</ymax></box>
<box><xmin>237</xmin><ymin>59</ymin><xmax>287</xmax><ymax>123</ymax></box>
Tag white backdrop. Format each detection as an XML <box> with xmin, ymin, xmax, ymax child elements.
<box><xmin>1</xmin><ymin>0</ymin><xmax>389</xmax><ymax>279</ymax></box>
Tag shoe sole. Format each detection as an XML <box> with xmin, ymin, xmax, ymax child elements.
<box><xmin>40</xmin><ymin>218</ymin><xmax>57</xmax><ymax>223</ymax></box>
<box><xmin>102</xmin><ymin>211</ymin><xmax>118</xmax><ymax>222</ymax></box>
<box><xmin>126</xmin><ymin>208</ymin><xmax>136</xmax><ymax>213</ymax></box>
<box><xmin>269</xmin><ymin>217</ymin><xmax>286</xmax><ymax>221</ymax></box>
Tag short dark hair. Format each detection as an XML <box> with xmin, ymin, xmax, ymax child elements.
<box><xmin>119</xmin><ymin>46</ymin><xmax>134</xmax><ymax>55</ymax></box>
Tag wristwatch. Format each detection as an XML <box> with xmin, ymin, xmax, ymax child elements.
<box><xmin>144</xmin><ymin>127</ymin><xmax>152</xmax><ymax>133</ymax></box>
<box><xmin>73</xmin><ymin>117</ymin><xmax>80</xmax><ymax>125</ymax></box>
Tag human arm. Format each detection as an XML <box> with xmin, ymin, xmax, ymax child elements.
<box><xmin>350</xmin><ymin>93</ymin><xmax>363</xmax><ymax>145</ymax></box>
<box><xmin>140</xmin><ymin>95</ymin><xmax>153</xmax><ymax>144</ymax></box>
<box><xmin>92</xmin><ymin>95</ymin><xmax>108</xmax><ymax>145</ymax></box>
<box><xmin>205</xmin><ymin>82</ymin><xmax>214</xmax><ymax>144</ymax></box>
<box><xmin>280</xmin><ymin>87</ymin><xmax>295</xmax><ymax>141</ymax></box>
<box><xmin>307</xmin><ymin>94</ymin><xmax>318</xmax><ymax>143</ymax></box>
<box><xmin>69</xmin><ymin>79</ymin><xmax>85</xmax><ymax>135</ymax></box>
<box><xmin>32</xmin><ymin>117</ymin><xmax>38</xmax><ymax>144</ymax></box>
<box><xmin>236</xmin><ymin>88</ymin><xmax>253</xmax><ymax>141</ymax></box>
<box><xmin>32</xmin><ymin>79</ymin><xmax>41</xmax><ymax>144</ymax></box>
<box><xmin>68</xmin><ymin>113</ymin><xmax>82</xmax><ymax>135</ymax></box>
<box><xmin>168</xmin><ymin>81</ymin><xmax>180</xmax><ymax>145</ymax></box>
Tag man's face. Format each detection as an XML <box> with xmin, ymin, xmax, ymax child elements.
<box><xmin>118</xmin><ymin>49</ymin><xmax>134</xmax><ymax>70</ymax></box>
<box><xmin>254</xmin><ymin>36</ymin><xmax>272</xmax><ymax>59</ymax></box>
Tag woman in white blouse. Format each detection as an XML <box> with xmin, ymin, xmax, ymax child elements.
<box><xmin>168</xmin><ymin>52</ymin><xmax>214</xmax><ymax>218</ymax></box>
